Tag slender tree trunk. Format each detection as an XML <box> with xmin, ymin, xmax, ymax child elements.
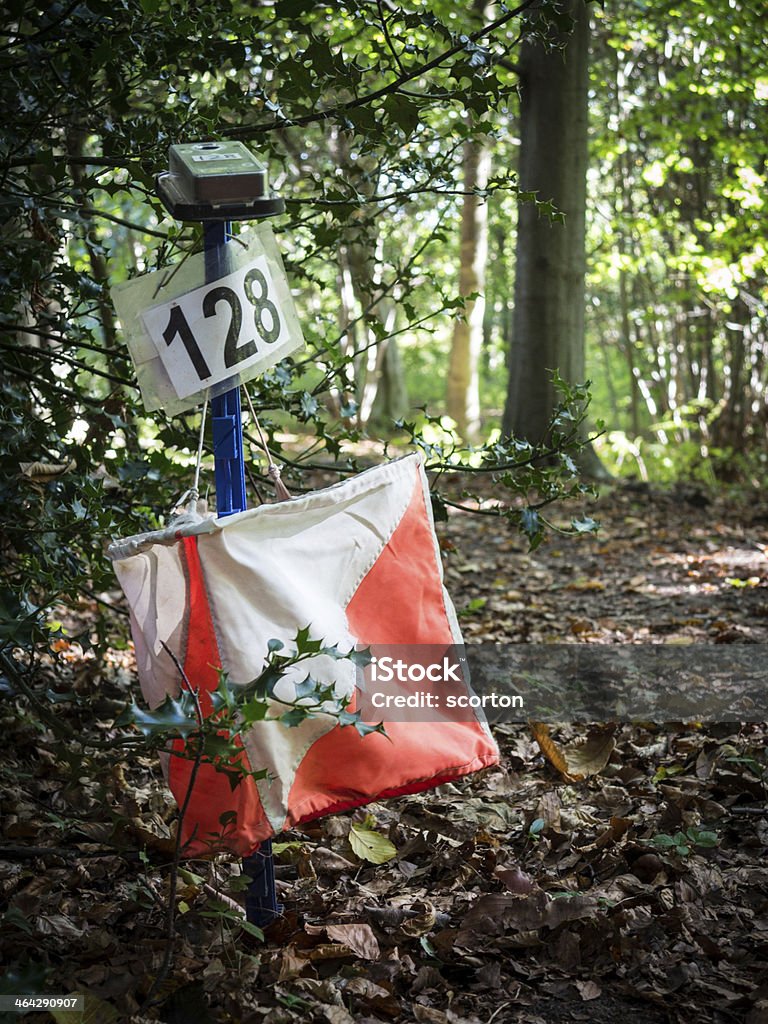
<box><xmin>344</xmin><ymin>231</ymin><xmax>409</xmax><ymax>427</ymax></box>
<box><xmin>446</xmin><ymin>135</ymin><xmax>491</xmax><ymax>439</ymax></box>
<box><xmin>502</xmin><ymin>0</ymin><xmax>599</xmax><ymax>472</ymax></box>
<box><xmin>618</xmin><ymin>269</ymin><xmax>640</xmax><ymax>436</ymax></box>
<box><xmin>596</xmin><ymin>324</ymin><xmax>619</xmax><ymax>423</ymax></box>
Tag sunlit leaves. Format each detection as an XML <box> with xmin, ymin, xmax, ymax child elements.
<box><xmin>398</xmin><ymin>373</ymin><xmax>598</xmax><ymax>550</ymax></box>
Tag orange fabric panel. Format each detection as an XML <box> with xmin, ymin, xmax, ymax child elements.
<box><xmin>284</xmin><ymin>470</ymin><xmax>499</xmax><ymax>828</ymax></box>
<box><xmin>169</xmin><ymin>537</ymin><xmax>268</xmax><ymax>856</ymax></box>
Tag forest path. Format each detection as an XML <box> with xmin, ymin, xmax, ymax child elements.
<box><xmin>443</xmin><ymin>477</ymin><xmax>768</xmax><ymax>646</ymax></box>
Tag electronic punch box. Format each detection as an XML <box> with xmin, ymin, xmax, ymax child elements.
<box><xmin>156</xmin><ymin>141</ymin><xmax>284</xmax><ymax>221</ymax></box>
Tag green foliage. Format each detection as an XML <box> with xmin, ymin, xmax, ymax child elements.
<box><xmin>587</xmin><ymin>2</ymin><xmax>768</xmax><ymax>461</ymax></box>
<box><xmin>649</xmin><ymin>827</ymin><xmax>719</xmax><ymax>858</ymax></box>
<box><xmin>117</xmin><ymin>630</ymin><xmax>383</xmax><ymax>789</ymax></box>
<box><xmin>397</xmin><ymin>374</ymin><xmax>600</xmax><ymax>549</ymax></box>
<box><xmin>348</xmin><ymin>819</ymin><xmax>397</xmax><ymax>863</ymax></box>
<box><xmin>0</xmin><ymin>0</ymin><xmax>595</xmax><ymax>693</ymax></box>
<box><xmin>527</xmin><ymin>817</ymin><xmax>546</xmax><ymax>840</ymax></box>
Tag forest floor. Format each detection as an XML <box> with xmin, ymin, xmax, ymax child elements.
<box><xmin>2</xmin><ymin>476</ymin><xmax>768</xmax><ymax>1024</ymax></box>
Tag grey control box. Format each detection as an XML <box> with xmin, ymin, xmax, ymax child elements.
<box><xmin>167</xmin><ymin>141</ymin><xmax>268</xmax><ymax>202</ymax></box>
<box><xmin>156</xmin><ymin>140</ymin><xmax>284</xmax><ymax>221</ymax></box>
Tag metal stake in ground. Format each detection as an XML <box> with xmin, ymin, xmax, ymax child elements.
<box><xmin>156</xmin><ymin>141</ymin><xmax>284</xmax><ymax>928</ymax></box>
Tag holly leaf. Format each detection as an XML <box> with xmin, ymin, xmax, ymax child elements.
<box><xmin>280</xmin><ymin>706</ymin><xmax>312</xmax><ymax>727</ymax></box>
<box><xmin>571</xmin><ymin>515</ymin><xmax>599</xmax><ymax>533</ymax></box>
<box><xmin>118</xmin><ymin>694</ymin><xmax>198</xmax><ymax>739</ymax></box>
<box><xmin>354</xmin><ymin>720</ymin><xmax>387</xmax><ymax>739</ymax></box>
<box><xmin>294</xmin><ymin>674</ymin><xmax>322</xmax><ymax>701</ymax></box>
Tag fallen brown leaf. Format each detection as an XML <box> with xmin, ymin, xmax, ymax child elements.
<box><xmin>326</xmin><ymin>922</ymin><xmax>381</xmax><ymax>960</ymax></box>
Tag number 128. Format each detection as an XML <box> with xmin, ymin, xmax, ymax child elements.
<box><xmin>162</xmin><ymin>267</ymin><xmax>280</xmax><ymax>382</ymax></box>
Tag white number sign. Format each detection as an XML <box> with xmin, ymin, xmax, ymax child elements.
<box><xmin>141</xmin><ymin>254</ymin><xmax>287</xmax><ymax>400</ymax></box>
<box><xmin>111</xmin><ymin>224</ymin><xmax>305</xmax><ymax>415</ymax></box>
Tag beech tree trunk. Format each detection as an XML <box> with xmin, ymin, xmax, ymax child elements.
<box><xmin>502</xmin><ymin>0</ymin><xmax>590</xmax><ymax>445</ymax></box>
<box><xmin>446</xmin><ymin>136</ymin><xmax>491</xmax><ymax>439</ymax></box>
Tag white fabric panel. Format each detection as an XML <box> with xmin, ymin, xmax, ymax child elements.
<box><xmin>198</xmin><ymin>456</ymin><xmax>418</xmax><ymax>830</ymax></box>
<box><xmin>113</xmin><ymin>543</ymin><xmax>189</xmax><ymax>709</ymax></box>
<box><xmin>240</xmin><ymin>660</ymin><xmax>357</xmax><ymax>832</ymax></box>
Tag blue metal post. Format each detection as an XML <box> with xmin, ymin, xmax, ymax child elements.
<box><xmin>203</xmin><ymin>220</ymin><xmax>280</xmax><ymax>929</ymax></box>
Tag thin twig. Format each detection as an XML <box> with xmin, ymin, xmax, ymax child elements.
<box><xmin>140</xmin><ymin>642</ymin><xmax>205</xmax><ymax>1011</ymax></box>
<box><xmin>0</xmin><ymin>339</ymin><xmax>137</xmax><ymax>389</ymax></box>
<box><xmin>376</xmin><ymin>0</ymin><xmax>405</xmax><ymax>74</ymax></box>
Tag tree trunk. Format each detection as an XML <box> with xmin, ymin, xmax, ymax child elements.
<box><xmin>446</xmin><ymin>135</ymin><xmax>491</xmax><ymax>439</ymax></box>
<box><xmin>502</xmin><ymin>0</ymin><xmax>591</xmax><ymax>447</ymax></box>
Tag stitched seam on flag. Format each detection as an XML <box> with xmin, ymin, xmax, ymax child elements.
<box><xmin>173</xmin><ymin>538</ymin><xmax>259</xmax><ymax>827</ymax></box>
<box><xmin>182</xmin><ymin>535</ymin><xmax>234</xmax><ymax>699</ymax></box>
<box><xmin>243</xmin><ymin>706</ymin><xmax>352</xmax><ymax>835</ymax></box>
<box><xmin>190</xmin><ymin>539</ymin><xmax>230</xmax><ymax>691</ymax></box>
<box><xmin>338</xmin><ymin>456</ymin><xmax>419</xmax><ymax>609</ymax></box>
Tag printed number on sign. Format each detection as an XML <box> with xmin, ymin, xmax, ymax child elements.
<box><xmin>163</xmin><ymin>273</ymin><xmax>281</xmax><ymax>384</ymax></box>
<box><xmin>244</xmin><ymin>267</ymin><xmax>280</xmax><ymax>345</ymax></box>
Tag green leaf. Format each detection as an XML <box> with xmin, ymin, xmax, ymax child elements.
<box><xmin>293</xmin><ymin>626</ymin><xmax>323</xmax><ymax>655</ymax></box>
<box><xmin>689</xmin><ymin>829</ymin><xmax>719</xmax><ymax>848</ymax></box>
<box><xmin>300</xmin><ymin>391</ymin><xmax>318</xmax><ymax>419</ymax></box>
<box><xmin>1</xmin><ymin>905</ymin><xmax>34</xmax><ymax>935</ymax></box>
<box><xmin>354</xmin><ymin>720</ymin><xmax>387</xmax><ymax>739</ymax></box>
<box><xmin>209</xmin><ymin>674</ymin><xmax>238</xmax><ymax>714</ymax></box>
<box><xmin>384</xmin><ymin>94</ymin><xmax>421</xmax><ymax>136</ymax></box>
<box><xmin>294</xmin><ymin>674</ymin><xmax>322</xmax><ymax>700</ymax></box>
<box><xmin>571</xmin><ymin>516</ymin><xmax>599</xmax><ymax>533</ymax></box>
<box><xmin>240</xmin><ymin>697</ymin><xmax>271</xmax><ymax>726</ymax></box>
<box><xmin>349</xmin><ymin>823</ymin><xmax>397</xmax><ymax>864</ymax></box>
<box><xmin>280</xmin><ymin>706</ymin><xmax>312</xmax><ymax>727</ymax></box>
<box><xmin>178</xmin><ymin>867</ymin><xmax>205</xmax><ymax>886</ymax></box>
<box><xmin>241</xmin><ymin>920</ymin><xmax>266</xmax><ymax>940</ymax></box>
<box><xmin>650</xmin><ymin>833</ymin><xmax>677</xmax><ymax>848</ymax></box>
<box><xmin>337</xmin><ymin>708</ymin><xmax>362</xmax><ymax>728</ymax></box>
<box><xmin>118</xmin><ymin>694</ymin><xmax>198</xmax><ymax>739</ymax></box>
<box><xmin>458</xmin><ymin>597</ymin><xmax>487</xmax><ymax>618</ymax></box>
<box><xmin>520</xmin><ymin>508</ymin><xmax>540</xmax><ymax>540</ymax></box>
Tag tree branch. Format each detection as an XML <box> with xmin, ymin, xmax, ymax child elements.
<box><xmin>221</xmin><ymin>0</ymin><xmax>539</xmax><ymax>137</ymax></box>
